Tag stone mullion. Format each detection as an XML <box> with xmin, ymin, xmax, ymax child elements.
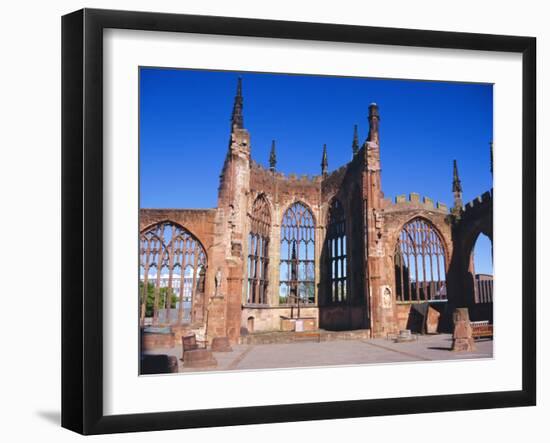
<box><xmin>399</xmin><ymin>245</ymin><xmax>405</xmax><ymax>301</ymax></box>
<box><xmin>152</xmin><ymin>247</ymin><xmax>164</xmax><ymax>326</ymax></box>
<box><xmin>421</xmin><ymin>225</ymin><xmax>428</xmax><ymax>300</ymax></box>
<box><xmin>413</xmin><ymin>227</ymin><xmax>420</xmax><ymax>301</ymax></box>
<box><xmin>140</xmin><ymin>240</ymin><xmax>151</xmax><ymax>326</ymax></box>
<box><xmin>405</xmin><ymin>233</ymin><xmax>413</xmax><ymax>302</ymax></box>
<box><xmin>428</xmin><ymin>231</ymin><xmax>435</xmax><ymax>299</ymax></box>
<box><xmin>252</xmin><ymin>234</ymin><xmax>261</xmax><ymax>304</ymax></box>
<box><xmin>165</xmin><ymin>233</ymin><xmax>177</xmax><ymax>324</ymax></box>
<box><xmin>436</xmin><ymin>236</ymin><xmax>447</xmax><ymax>297</ymax></box>
<box><xmin>269</xmin><ymin>208</ymin><xmax>281</xmax><ymax>307</ymax></box>
<box><xmin>314</xmin><ymin>207</ymin><xmax>323</xmax><ymax>307</ymax></box>
<box><xmin>177</xmin><ymin>243</ymin><xmax>185</xmax><ymax>324</ymax></box>
<box><xmin>294</xmin><ymin>213</ymin><xmax>301</xmax><ymax>304</ymax></box>
<box><xmin>261</xmin><ymin>236</ymin><xmax>269</xmax><ymax>304</ymax></box>
<box><xmin>190</xmin><ymin>241</ymin><xmax>199</xmax><ymax>323</ymax></box>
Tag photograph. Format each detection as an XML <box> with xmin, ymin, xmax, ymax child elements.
<box><xmin>0</xmin><ymin>0</ymin><xmax>542</xmax><ymax>439</ymax></box>
<box><xmin>138</xmin><ymin>68</ymin><xmax>494</xmax><ymax>374</ymax></box>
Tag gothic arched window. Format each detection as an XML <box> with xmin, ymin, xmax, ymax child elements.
<box><xmin>326</xmin><ymin>199</ymin><xmax>347</xmax><ymax>303</ymax></box>
<box><xmin>140</xmin><ymin>221</ymin><xmax>206</xmax><ymax>325</ymax></box>
<box><xmin>279</xmin><ymin>202</ymin><xmax>316</xmax><ymax>304</ymax></box>
<box><xmin>247</xmin><ymin>195</ymin><xmax>271</xmax><ymax>305</ymax></box>
<box><xmin>394</xmin><ymin>218</ymin><xmax>446</xmax><ymax>302</ymax></box>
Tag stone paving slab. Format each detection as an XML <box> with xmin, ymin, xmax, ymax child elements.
<box><xmin>144</xmin><ymin>334</ymin><xmax>493</xmax><ymax>374</ymax></box>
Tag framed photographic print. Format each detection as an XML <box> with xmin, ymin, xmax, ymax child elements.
<box><xmin>61</xmin><ymin>8</ymin><xmax>536</xmax><ymax>435</ymax></box>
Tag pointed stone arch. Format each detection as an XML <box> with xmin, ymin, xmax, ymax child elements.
<box><xmin>139</xmin><ymin>220</ymin><xmax>207</xmax><ymax>326</ymax></box>
<box><xmin>246</xmin><ymin>194</ymin><xmax>272</xmax><ymax>304</ymax></box>
<box><xmin>279</xmin><ymin>201</ymin><xmax>316</xmax><ymax>305</ymax></box>
<box><xmin>393</xmin><ymin>217</ymin><xmax>448</xmax><ymax>302</ymax></box>
<box><xmin>326</xmin><ymin>198</ymin><xmax>348</xmax><ymax>303</ymax></box>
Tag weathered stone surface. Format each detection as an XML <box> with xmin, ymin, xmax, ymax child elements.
<box><xmin>426</xmin><ymin>306</ymin><xmax>441</xmax><ymax>334</ymax></box>
<box><xmin>181</xmin><ymin>334</ymin><xmax>199</xmax><ymax>352</ymax></box>
<box><xmin>211</xmin><ymin>336</ymin><xmax>232</xmax><ymax>352</ymax></box>
<box><xmin>142</xmin><ymin>332</ymin><xmax>175</xmax><ymax>350</ymax></box>
<box><xmin>452</xmin><ymin>308</ymin><xmax>476</xmax><ymax>351</ymax></box>
<box><xmin>182</xmin><ymin>349</ymin><xmax>217</xmax><ymax>368</ymax></box>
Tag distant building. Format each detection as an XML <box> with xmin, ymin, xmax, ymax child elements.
<box><xmin>475</xmin><ymin>274</ymin><xmax>494</xmax><ymax>304</ymax></box>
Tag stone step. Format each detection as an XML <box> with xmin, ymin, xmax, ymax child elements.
<box><xmin>240</xmin><ymin>329</ymin><xmax>371</xmax><ymax>345</ymax></box>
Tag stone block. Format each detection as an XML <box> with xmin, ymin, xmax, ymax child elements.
<box><xmin>426</xmin><ymin>305</ymin><xmax>440</xmax><ymax>334</ymax></box>
<box><xmin>142</xmin><ymin>332</ymin><xmax>175</xmax><ymax>350</ymax></box>
<box><xmin>303</xmin><ymin>318</ymin><xmax>317</xmax><ymax>331</ymax></box>
<box><xmin>211</xmin><ymin>336</ymin><xmax>233</xmax><ymax>352</ymax></box>
<box><xmin>453</xmin><ymin>321</ymin><xmax>473</xmax><ymax>339</ymax></box>
<box><xmin>182</xmin><ymin>349</ymin><xmax>217</xmax><ymax>368</ymax></box>
<box><xmin>280</xmin><ymin>317</ymin><xmax>295</xmax><ymax>332</ymax></box>
<box><xmin>452</xmin><ymin>308</ymin><xmax>476</xmax><ymax>351</ymax></box>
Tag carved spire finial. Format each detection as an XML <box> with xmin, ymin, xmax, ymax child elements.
<box><xmin>269</xmin><ymin>140</ymin><xmax>277</xmax><ymax>171</ymax></box>
<box><xmin>452</xmin><ymin>159</ymin><xmax>463</xmax><ymax>216</ymax></box>
<box><xmin>452</xmin><ymin>159</ymin><xmax>462</xmax><ymax>193</ymax></box>
<box><xmin>321</xmin><ymin>144</ymin><xmax>328</xmax><ymax>176</ymax></box>
<box><xmin>352</xmin><ymin>124</ymin><xmax>359</xmax><ymax>155</ymax></box>
<box><xmin>230</xmin><ymin>77</ymin><xmax>244</xmax><ymax>130</ymax></box>
<box><xmin>490</xmin><ymin>141</ymin><xmax>493</xmax><ymax>176</ymax></box>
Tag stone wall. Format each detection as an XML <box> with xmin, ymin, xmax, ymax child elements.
<box><xmin>242</xmin><ymin>306</ymin><xmax>319</xmax><ymax>333</ymax></box>
<box><xmin>140</xmin><ymin>208</ymin><xmax>217</xmax><ymax>253</ymax></box>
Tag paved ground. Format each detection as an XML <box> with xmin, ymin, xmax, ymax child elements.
<box><xmin>146</xmin><ymin>334</ymin><xmax>493</xmax><ymax>373</ymax></box>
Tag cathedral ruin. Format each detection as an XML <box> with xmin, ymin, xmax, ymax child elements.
<box><xmin>139</xmin><ymin>78</ymin><xmax>493</xmax><ymax>346</ymax></box>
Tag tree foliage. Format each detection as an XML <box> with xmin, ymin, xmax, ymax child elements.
<box><xmin>139</xmin><ymin>282</ymin><xmax>179</xmax><ymax>317</ymax></box>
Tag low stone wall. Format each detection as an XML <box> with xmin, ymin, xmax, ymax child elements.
<box><xmin>142</xmin><ymin>331</ymin><xmax>175</xmax><ymax>350</ymax></box>
<box><xmin>280</xmin><ymin>316</ymin><xmax>316</xmax><ymax>332</ymax></box>
<box><xmin>240</xmin><ymin>328</ymin><xmax>371</xmax><ymax>345</ymax></box>
<box><xmin>241</xmin><ymin>306</ymin><xmax>319</xmax><ymax>333</ymax></box>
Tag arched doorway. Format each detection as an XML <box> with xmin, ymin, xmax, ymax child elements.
<box><xmin>247</xmin><ymin>195</ymin><xmax>271</xmax><ymax>305</ymax></box>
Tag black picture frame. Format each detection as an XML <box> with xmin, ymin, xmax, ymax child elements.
<box><xmin>61</xmin><ymin>8</ymin><xmax>536</xmax><ymax>435</ymax></box>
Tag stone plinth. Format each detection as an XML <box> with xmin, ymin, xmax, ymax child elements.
<box><xmin>426</xmin><ymin>306</ymin><xmax>441</xmax><ymax>334</ymax></box>
<box><xmin>452</xmin><ymin>308</ymin><xmax>476</xmax><ymax>352</ymax></box>
<box><xmin>211</xmin><ymin>336</ymin><xmax>232</xmax><ymax>352</ymax></box>
<box><xmin>181</xmin><ymin>334</ymin><xmax>199</xmax><ymax>353</ymax></box>
<box><xmin>182</xmin><ymin>349</ymin><xmax>217</xmax><ymax>368</ymax></box>
<box><xmin>395</xmin><ymin>329</ymin><xmax>415</xmax><ymax>343</ymax></box>
<box><xmin>206</xmin><ymin>296</ymin><xmax>227</xmax><ymax>343</ymax></box>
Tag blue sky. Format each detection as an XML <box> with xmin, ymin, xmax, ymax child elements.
<box><xmin>139</xmin><ymin>68</ymin><xmax>493</xmax><ymax>274</ymax></box>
